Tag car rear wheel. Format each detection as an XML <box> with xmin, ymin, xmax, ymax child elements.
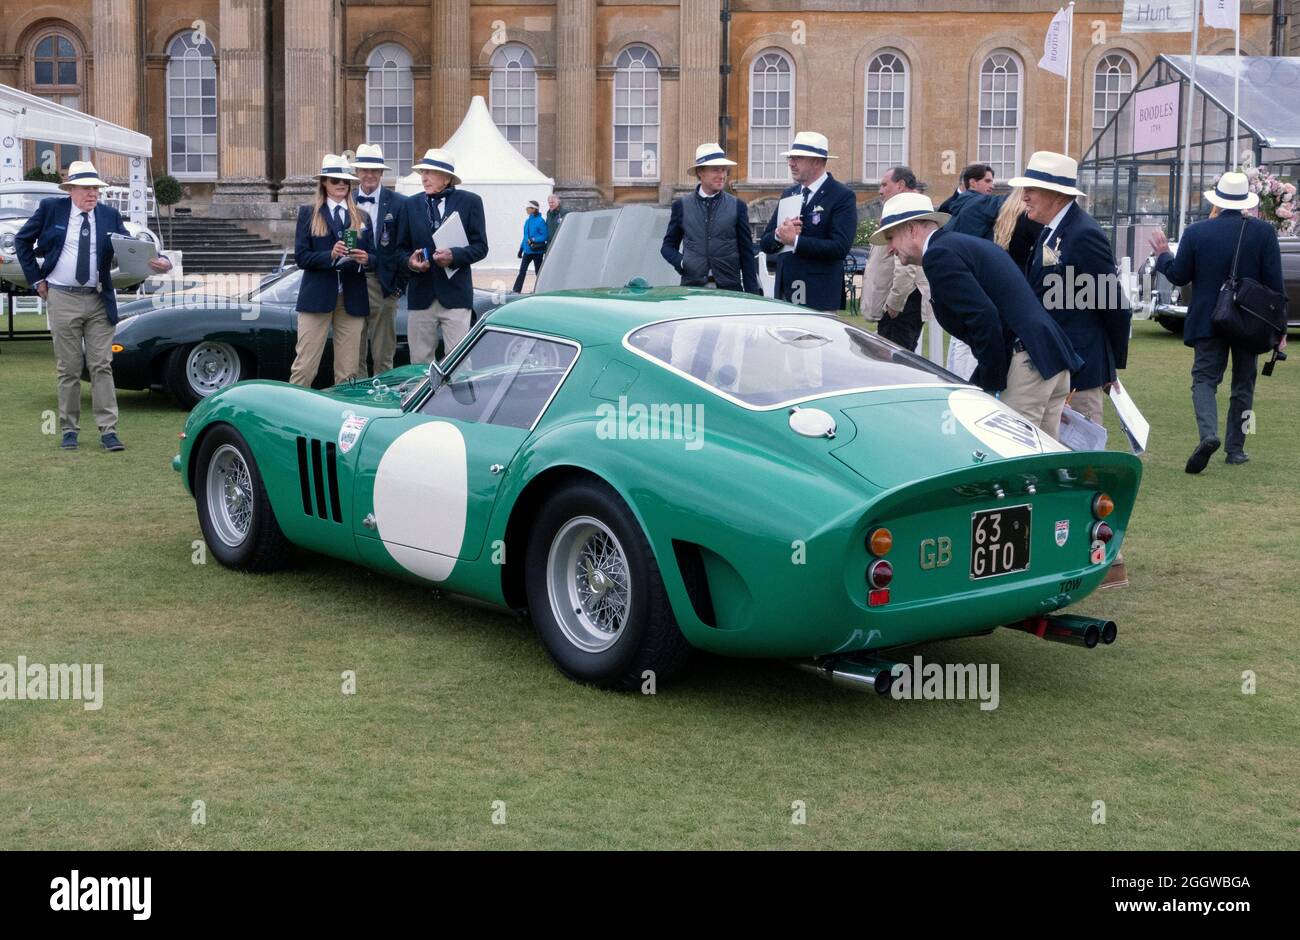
<box><xmin>166</xmin><ymin>341</ymin><xmax>248</xmax><ymax>409</ymax></box>
<box><xmin>1153</xmin><ymin>313</ymin><xmax>1185</xmax><ymax>335</ymax></box>
<box><xmin>194</xmin><ymin>424</ymin><xmax>291</xmax><ymax>571</ymax></box>
<box><xmin>525</xmin><ymin>479</ymin><xmax>692</xmax><ymax>690</ymax></box>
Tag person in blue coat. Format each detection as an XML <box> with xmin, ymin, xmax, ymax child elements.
<box><xmin>1150</xmin><ymin>171</ymin><xmax>1288</xmax><ymax>472</ymax></box>
<box><xmin>349</xmin><ymin>143</ymin><xmax>407</xmax><ymax>377</ymax></box>
<box><xmin>873</xmin><ymin>192</ymin><xmax>1083</xmax><ymax>439</ymax></box>
<box><xmin>759</xmin><ymin>132</ymin><xmax>857</xmax><ymax>312</ymax></box>
<box><xmin>1013</xmin><ymin>151</ymin><xmax>1131</xmax><ymax>426</ymax></box>
<box><xmin>14</xmin><ymin>160</ymin><xmax>173</xmax><ymax>451</ymax></box>
<box><xmin>513</xmin><ymin>200</ymin><xmax>548</xmax><ymax>293</ymax></box>
<box><xmin>289</xmin><ymin>154</ymin><xmax>372</xmax><ymax>388</ymax></box>
<box><xmin>396</xmin><ymin>148</ymin><xmax>489</xmax><ymax>365</ymax></box>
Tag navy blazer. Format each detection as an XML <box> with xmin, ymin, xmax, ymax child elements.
<box><xmin>14</xmin><ymin>197</ymin><xmax>157</xmax><ymax>324</ymax></box>
<box><xmin>295</xmin><ymin>204</ymin><xmax>372</xmax><ymax>316</ymax></box>
<box><xmin>922</xmin><ymin>228</ymin><xmax>1083</xmax><ymax>393</ymax></box>
<box><xmin>1155</xmin><ymin>210</ymin><xmax>1285</xmax><ymax>348</ymax></box>
<box><xmin>1026</xmin><ymin>201</ymin><xmax>1131</xmax><ymax>389</ymax></box>
<box><xmin>660</xmin><ymin>192</ymin><xmax>762</xmax><ymax>295</ymax></box>
<box><xmin>759</xmin><ymin>173</ymin><xmax>857</xmax><ymax>311</ymax></box>
<box><xmin>396</xmin><ymin>187</ymin><xmax>489</xmax><ymax>311</ymax></box>
<box><xmin>356</xmin><ymin>186</ymin><xmax>407</xmax><ymax>297</ymax></box>
<box><xmin>942</xmin><ymin>191</ymin><xmax>1006</xmax><ymax>241</ymax></box>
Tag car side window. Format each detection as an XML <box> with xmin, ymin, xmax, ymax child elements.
<box><xmin>419</xmin><ymin>330</ymin><xmax>577</xmax><ymax>429</ymax></box>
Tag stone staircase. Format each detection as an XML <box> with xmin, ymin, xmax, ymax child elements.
<box><xmin>151</xmin><ymin>213</ymin><xmax>290</xmax><ymax>274</ymax></box>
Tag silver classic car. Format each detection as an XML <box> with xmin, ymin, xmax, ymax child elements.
<box><xmin>0</xmin><ymin>182</ymin><xmax>163</xmax><ymax>291</ymax></box>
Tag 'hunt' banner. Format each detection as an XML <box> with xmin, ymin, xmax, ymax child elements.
<box><xmin>1121</xmin><ymin>0</ymin><xmax>1195</xmax><ymax>32</ymax></box>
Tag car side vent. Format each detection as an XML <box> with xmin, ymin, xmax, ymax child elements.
<box><xmin>295</xmin><ymin>435</ymin><xmax>342</xmax><ymax>524</ymax></box>
<box><xmin>672</xmin><ymin>540</ymin><xmax>717</xmax><ymax>628</ymax></box>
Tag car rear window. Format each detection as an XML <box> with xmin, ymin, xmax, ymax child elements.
<box><xmin>625</xmin><ymin>314</ymin><xmax>963</xmax><ymax>407</ymax></box>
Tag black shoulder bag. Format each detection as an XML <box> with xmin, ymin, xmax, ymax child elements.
<box><xmin>1211</xmin><ymin>218</ymin><xmax>1287</xmax><ymax>354</ymax></box>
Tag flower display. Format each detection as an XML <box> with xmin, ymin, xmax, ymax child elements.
<box><xmin>1242</xmin><ymin>166</ymin><xmax>1298</xmax><ymax>235</ymax></box>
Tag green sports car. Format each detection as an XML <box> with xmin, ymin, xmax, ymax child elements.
<box><xmin>175</xmin><ymin>284</ymin><xmax>1141</xmax><ymax>693</ymax></box>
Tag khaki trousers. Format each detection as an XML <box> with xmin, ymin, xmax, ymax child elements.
<box><xmin>1001</xmin><ymin>349</ymin><xmax>1071</xmax><ymax>441</ymax></box>
<box><xmin>408</xmin><ymin>300</ymin><xmax>471</xmax><ymax>366</ymax></box>
<box><xmin>358</xmin><ymin>273</ymin><xmax>398</xmax><ymax>377</ymax></box>
<box><xmin>1070</xmin><ymin>386</ymin><xmax>1104</xmax><ymax>425</ymax></box>
<box><xmin>47</xmin><ymin>288</ymin><xmax>118</xmax><ymax>435</ymax></box>
<box><xmin>289</xmin><ymin>297</ymin><xmax>366</xmax><ymax>387</ymax></box>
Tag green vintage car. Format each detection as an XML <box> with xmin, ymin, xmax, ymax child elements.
<box><xmin>175</xmin><ymin>284</ymin><xmax>1141</xmax><ymax>693</ymax></box>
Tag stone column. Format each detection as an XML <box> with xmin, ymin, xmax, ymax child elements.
<box><xmin>280</xmin><ymin>0</ymin><xmax>335</xmax><ymax>199</ymax></box>
<box><xmin>677</xmin><ymin>0</ymin><xmax>721</xmax><ymax>195</ymax></box>
<box><xmin>555</xmin><ymin>0</ymin><xmax>601</xmax><ymax>207</ymax></box>
<box><xmin>214</xmin><ymin>0</ymin><xmax>273</xmax><ymax>202</ymax></box>
<box><xmin>431</xmin><ymin>0</ymin><xmax>471</xmax><ymax>145</ymax></box>
<box><xmin>92</xmin><ymin>0</ymin><xmax>140</xmax><ymax>182</ymax></box>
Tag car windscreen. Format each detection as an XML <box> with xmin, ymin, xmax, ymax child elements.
<box><xmin>0</xmin><ymin>192</ymin><xmax>47</xmax><ymax>219</ymax></box>
<box><xmin>626</xmin><ymin>314</ymin><xmax>965</xmax><ymax>407</ymax></box>
<box><xmin>249</xmin><ymin>268</ymin><xmax>302</xmax><ymax>305</ymax></box>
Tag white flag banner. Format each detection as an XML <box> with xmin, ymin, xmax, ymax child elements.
<box><xmin>1121</xmin><ymin>0</ymin><xmax>1195</xmax><ymax>32</ymax></box>
<box><xmin>1204</xmin><ymin>0</ymin><xmax>1238</xmax><ymax>30</ymax></box>
<box><xmin>1038</xmin><ymin>7</ymin><xmax>1072</xmax><ymax>76</ymax></box>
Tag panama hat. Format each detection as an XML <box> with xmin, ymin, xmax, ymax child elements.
<box><xmin>1008</xmin><ymin>151</ymin><xmax>1085</xmax><ymax>197</ymax></box>
<box><xmin>780</xmin><ymin>131</ymin><xmax>838</xmax><ymax>160</ymax></box>
<box><xmin>868</xmin><ymin>192</ymin><xmax>950</xmax><ymax>246</ymax></box>
<box><xmin>691</xmin><ymin>142</ymin><xmax>737</xmax><ymax>169</ymax></box>
<box><xmin>411</xmin><ymin>148</ymin><xmax>462</xmax><ymax>186</ymax></box>
<box><xmin>351</xmin><ymin>143</ymin><xmax>391</xmax><ymax>171</ymax></box>
<box><xmin>316</xmin><ymin>154</ymin><xmax>359</xmax><ymax>181</ymax></box>
<box><xmin>1205</xmin><ymin>171</ymin><xmax>1259</xmax><ymax>211</ymax></box>
<box><xmin>61</xmin><ymin>160</ymin><xmax>109</xmax><ymax>188</ymax></box>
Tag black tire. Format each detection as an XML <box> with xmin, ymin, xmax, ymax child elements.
<box><xmin>165</xmin><ymin>341</ymin><xmax>250</xmax><ymax>409</ymax></box>
<box><xmin>193</xmin><ymin>424</ymin><xmax>291</xmax><ymax>571</ymax></box>
<box><xmin>1153</xmin><ymin>313</ymin><xmax>1185</xmax><ymax>335</ymax></box>
<box><xmin>524</xmin><ymin>479</ymin><xmax>692</xmax><ymax>690</ymax></box>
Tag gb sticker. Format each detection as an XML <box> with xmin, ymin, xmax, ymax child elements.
<box><xmin>1055</xmin><ymin>520</ymin><xmax>1069</xmax><ymax>547</ymax></box>
<box><xmin>339</xmin><ymin>414</ymin><xmax>369</xmax><ymax>454</ymax></box>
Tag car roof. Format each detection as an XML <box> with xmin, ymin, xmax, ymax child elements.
<box><xmin>486</xmin><ymin>286</ymin><xmax>813</xmax><ymax>346</ymax></box>
<box><xmin>0</xmin><ymin>182</ymin><xmax>63</xmax><ymax>194</ymax></box>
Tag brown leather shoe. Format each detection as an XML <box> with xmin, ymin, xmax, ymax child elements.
<box><xmin>1099</xmin><ymin>557</ymin><xmax>1129</xmax><ymax>590</ymax></box>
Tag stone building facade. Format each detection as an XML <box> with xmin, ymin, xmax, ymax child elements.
<box><xmin>0</xmin><ymin>0</ymin><xmax>1281</xmax><ymax>232</ymax></box>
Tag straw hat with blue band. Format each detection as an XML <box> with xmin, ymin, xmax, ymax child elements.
<box><xmin>351</xmin><ymin>143</ymin><xmax>391</xmax><ymax>171</ymax></box>
<box><xmin>868</xmin><ymin>192</ymin><xmax>950</xmax><ymax>246</ymax></box>
<box><xmin>316</xmin><ymin>154</ymin><xmax>360</xmax><ymax>182</ymax></box>
<box><xmin>411</xmin><ymin>148</ymin><xmax>462</xmax><ymax>186</ymax></box>
<box><xmin>60</xmin><ymin>160</ymin><xmax>109</xmax><ymax>188</ymax></box>
<box><xmin>1008</xmin><ymin>151</ymin><xmax>1085</xmax><ymax>198</ymax></box>
<box><xmin>1204</xmin><ymin>171</ymin><xmax>1259</xmax><ymax>211</ymax></box>
<box><xmin>691</xmin><ymin>142</ymin><xmax>737</xmax><ymax>169</ymax></box>
<box><xmin>779</xmin><ymin>131</ymin><xmax>838</xmax><ymax>160</ymax></box>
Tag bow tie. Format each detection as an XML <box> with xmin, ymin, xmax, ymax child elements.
<box><xmin>356</xmin><ymin>195</ymin><xmax>376</xmax><ymax>205</ymax></box>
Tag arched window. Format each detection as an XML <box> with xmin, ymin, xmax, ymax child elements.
<box><xmin>366</xmin><ymin>44</ymin><xmax>414</xmax><ymax>177</ymax></box>
<box><xmin>490</xmin><ymin>43</ymin><xmax>538</xmax><ymax>164</ymax></box>
<box><xmin>1093</xmin><ymin>52</ymin><xmax>1135</xmax><ymax>135</ymax></box>
<box><xmin>166</xmin><ymin>32</ymin><xmax>218</xmax><ymax>178</ymax></box>
<box><xmin>749</xmin><ymin>49</ymin><xmax>793</xmax><ymax>182</ymax></box>
<box><xmin>27</xmin><ymin>29</ymin><xmax>85</xmax><ymax>172</ymax></box>
<box><xmin>613</xmin><ymin>45</ymin><xmax>660</xmax><ymax>182</ymax></box>
<box><xmin>978</xmin><ymin>50</ymin><xmax>1023</xmax><ymax>180</ymax></box>
<box><xmin>864</xmin><ymin>51</ymin><xmax>909</xmax><ymax>182</ymax></box>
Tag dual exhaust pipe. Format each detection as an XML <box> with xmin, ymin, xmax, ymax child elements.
<box><xmin>1004</xmin><ymin>613</ymin><xmax>1117</xmax><ymax>649</ymax></box>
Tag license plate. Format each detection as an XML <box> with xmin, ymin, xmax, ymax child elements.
<box><xmin>970</xmin><ymin>505</ymin><xmax>1031</xmax><ymax>580</ymax></box>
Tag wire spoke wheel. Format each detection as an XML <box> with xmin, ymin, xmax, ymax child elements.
<box><xmin>205</xmin><ymin>444</ymin><xmax>254</xmax><ymax>548</ymax></box>
<box><xmin>546</xmin><ymin>515</ymin><xmax>632</xmax><ymax>653</ymax></box>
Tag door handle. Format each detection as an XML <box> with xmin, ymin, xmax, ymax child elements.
<box><xmin>362</xmin><ymin>512</ymin><xmax>377</xmax><ymax>530</ymax></box>
<box><xmin>490</xmin><ymin>463</ymin><xmax>505</xmax><ymax>475</ymax></box>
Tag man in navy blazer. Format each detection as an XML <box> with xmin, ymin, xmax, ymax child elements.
<box><xmin>15</xmin><ymin>160</ymin><xmax>172</xmax><ymax>451</ymax></box>
<box><xmin>1013</xmin><ymin>152</ymin><xmax>1131</xmax><ymax>426</ymax></box>
<box><xmin>350</xmin><ymin>144</ymin><xmax>407</xmax><ymax>376</ymax></box>
<box><xmin>874</xmin><ymin>192</ymin><xmax>1082</xmax><ymax>439</ymax></box>
<box><xmin>760</xmin><ymin>132</ymin><xmax>856</xmax><ymax>312</ymax></box>
<box><xmin>397</xmin><ymin>148</ymin><xmax>489</xmax><ymax>365</ymax></box>
<box><xmin>1151</xmin><ymin>172</ymin><xmax>1287</xmax><ymax>472</ymax></box>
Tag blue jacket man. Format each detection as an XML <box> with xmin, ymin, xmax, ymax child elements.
<box><xmin>1151</xmin><ymin>171</ymin><xmax>1287</xmax><ymax>472</ymax></box>
<box><xmin>759</xmin><ymin>132</ymin><xmax>856</xmax><ymax>311</ymax></box>
<box><xmin>512</xmin><ymin>202</ymin><xmax>548</xmax><ymax>293</ymax></box>
<box><xmin>350</xmin><ymin>143</ymin><xmax>408</xmax><ymax>375</ymax></box>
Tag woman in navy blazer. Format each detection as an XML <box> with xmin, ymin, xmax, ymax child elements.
<box><xmin>289</xmin><ymin>153</ymin><xmax>372</xmax><ymax>388</ymax></box>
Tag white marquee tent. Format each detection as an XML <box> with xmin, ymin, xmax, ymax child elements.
<box><xmin>397</xmin><ymin>95</ymin><xmax>553</xmax><ymax>270</ymax></box>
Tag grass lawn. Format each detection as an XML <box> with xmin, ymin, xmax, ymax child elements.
<box><xmin>0</xmin><ymin>321</ymin><xmax>1297</xmax><ymax>850</ymax></box>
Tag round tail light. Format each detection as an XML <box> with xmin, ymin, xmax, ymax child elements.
<box><xmin>1091</xmin><ymin>521</ymin><xmax>1114</xmax><ymax>544</ymax></box>
<box><xmin>1092</xmin><ymin>493</ymin><xmax>1114</xmax><ymax>518</ymax></box>
<box><xmin>867</xmin><ymin>559</ymin><xmax>894</xmax><ymax>589</ymax></box>
<box><xmin>867</xmin><ymin>527</ymin><xmax>893</xmax><ymax>557</ymax></box>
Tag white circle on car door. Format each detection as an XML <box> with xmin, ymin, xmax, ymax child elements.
<box><xmin>373</xmin><ymin>421</ymin><xmax>468</xmax><ymax>581</ymax></box>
